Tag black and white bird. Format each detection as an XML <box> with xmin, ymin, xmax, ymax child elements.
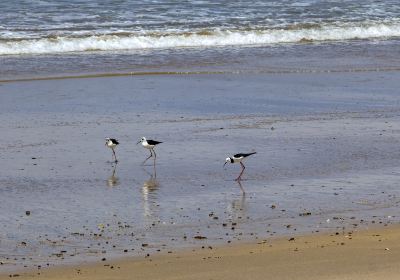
<box><xmin>105</xmin><ymin>138</ymin><xmax>119</xmax><ymax>163</ymax></box>
<box><xmin>224</xmin><ymin>152</ymin><xmax>256</xmax><ymax>181</ymax></box>
<box><xmin>137</xmin><ymin>137</ymin><xmax>162</xmax><ymax>165</ymax></box>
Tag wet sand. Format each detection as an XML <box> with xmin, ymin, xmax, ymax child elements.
<box><xmin>1</xmin><ymin>71</ymin><xmax>400</xmax><ymax>275</ymax></box>
<box><xmin>2</xmin><ymin>225</ymin><xmax>400</xmax><ymax>279</ymax></box>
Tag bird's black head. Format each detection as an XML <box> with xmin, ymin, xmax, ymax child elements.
<box><xmin>223</xmin><ymin>157</ymin><xmax>234</xmax><ymax>167</ymax></box>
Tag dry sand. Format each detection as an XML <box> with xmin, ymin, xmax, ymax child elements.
<box><xmin>2</xmin><ymin>225</ymin><xmax>399</xmax><ymax>280</ymax></box>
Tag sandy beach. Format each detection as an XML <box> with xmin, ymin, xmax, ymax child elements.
<box><xmin>2</xmin><ymin>1</ymin><xmax>400</xmax><ymax>278</ymax></box>
<box><xmin>1</xmin><ymin>71</ymin><xmax>400</xmax><ymax>277</ymax></box>
<box><xmin>2</xmin><ymin>225</ymin><xmax>400</xmax><ymax>280</ymax></box>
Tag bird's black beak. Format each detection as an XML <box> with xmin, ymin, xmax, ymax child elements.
<box><xmin>223</xmin><ymin>162</ymin><xmax>227</xmax><ymax>167</ymax></box>
<box><xmin>136</xmin><ymin>140</ymin><xmax>141</xmax><ymax>145</ymax></box>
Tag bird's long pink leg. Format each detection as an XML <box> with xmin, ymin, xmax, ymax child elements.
<box><xmin>112</xmin><ymin>148</ymin><xmax>118</xmax><ymax>163</ymax></box>
<box><xmin>237</xmin><ymin>180</ymin><xmax>245</xmax><ymax>194</ymax></box>
<box><xmin>152</xmin><ymin>148</ymin><xmax>158</xmax><ymax>166</ymax></box>
<box><xmin>236</xmin><ymin>162</ymin><xmax>246</xmax><ymax>181</ymax></box>
<box><xmin>142</xmin><ymin>149</ymin><xmax>153</xmax><ymax>165</ymax></box>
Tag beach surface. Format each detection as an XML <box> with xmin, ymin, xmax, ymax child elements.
<box><xmin>2</xmin><ymin>225</ymin><xmax>400</xmax><ymax>280</ymax></box>
<box><xmin>1</xmin><ymin>71</ymin><xmax>400</xmax><ymax>276</ymax></box>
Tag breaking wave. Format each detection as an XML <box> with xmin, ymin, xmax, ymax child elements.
<box><xmin>1</xmin><ymin>22</ymin><xmax>400</xmax><ymax>55</ymax></box>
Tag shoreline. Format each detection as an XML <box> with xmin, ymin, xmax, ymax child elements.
<box><xmin>1</xmin><ymin>67</ymin><xmax>400</xmax><ymax>84</ymax></box>
<box><xmin>2</xmin><ymin>224</ymin><xmax>399</xmax><ymax>279</ymax></box>
<box><xmin>0</xmin><ymin>71</ymin><xmax>226</xmax><ymax>84</ymax></box>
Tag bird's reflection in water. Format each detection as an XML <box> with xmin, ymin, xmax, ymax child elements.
<box><xmin>227</xmin><ymin>181</ymin><xmax>247</xmax><ymax>223</ymax></box>
<box><xmin>106</xmin><ymin>163</ymin><xmax>120</xmax><ymax>187</ymax></box>
<box><xmin>142</xmin><ymin>165</ymin><xmax>160</xmax><ymax>219</ymax></box>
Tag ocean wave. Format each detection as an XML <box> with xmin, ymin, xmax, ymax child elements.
<box><xmin>1</xmin><ymin>22</ymin><xmax>400</xmax><ymax>55</ymax></box>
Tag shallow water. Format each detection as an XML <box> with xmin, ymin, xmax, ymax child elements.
<box><xmin>2</xmin><ymin>39</ymin><xmax>400</xmax><ymax>81</ymax></box>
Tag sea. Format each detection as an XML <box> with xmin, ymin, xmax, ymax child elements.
<box><xmin>1</xmin><ymin>0</ymin><xmax>400</xmax><ymax>80</ymax></box>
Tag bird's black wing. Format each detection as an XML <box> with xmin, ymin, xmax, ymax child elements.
<box><xmin>234</xmin><ymin>152</ymin><xmax>256</xmax><ymax>158</ymax></box>
<box><xmin>110</xmin><ymin>138</ymin><xmax>119</xmax><ymax>145</ymax></box>
<box><xmin>147</xmin><ymin>139</ymin><xmax>162</xmax><ymax>145</ymax></box>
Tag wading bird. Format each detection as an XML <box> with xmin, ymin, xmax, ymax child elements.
<box><xmin>137</xmin><ymin>137</ymin><xmax>162</xmax><ymax>165</ymax></box>
<box><xmin>224</xmin><ymin>152</ymin><xmax>256</xmax><ymax>181</ymax></box>
<box><xmin>105</xmin><ymin>138</ymin><xmax>119</xmax><ymax>163</ymax></box>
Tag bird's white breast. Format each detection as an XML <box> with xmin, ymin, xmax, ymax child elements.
<box><xmin>142</xmin><ymin>142</ymin><xmax>154</xmax><ymax>149</ymax></box>
<box><xmin>107</xmin><ymin>142</ymin><xmax>116</xmax><ymax>148</ymax></box>
<box><xmin>233</xmin><ymin>157</ymin><xmax>244</xmax><ymax>163</ymax></box>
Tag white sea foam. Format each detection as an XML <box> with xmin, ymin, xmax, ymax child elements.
<box><xmin>1</xmin><ymin>22</ymin><xmax>400</xmax><ymax>55</ymax></box>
